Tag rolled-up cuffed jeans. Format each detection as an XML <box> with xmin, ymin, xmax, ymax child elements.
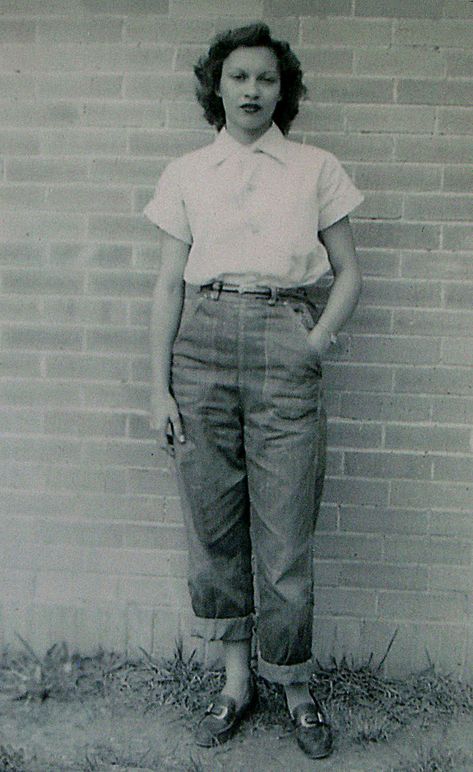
<box><xmin>170</xmin><ymin>282</ymin><xmax>326</xmax><ymax>685</ymax></box>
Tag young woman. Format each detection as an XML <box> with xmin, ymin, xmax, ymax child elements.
<box><xmin>144</xmin><ymin>23</ymin><xmax>363</xmax><ymax>760</ymax></box>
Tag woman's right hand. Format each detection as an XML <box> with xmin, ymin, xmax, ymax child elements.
<box><xmin>150</xmin><ymin>391</ymin><xmax>185</xmax><ymax>456</ymax></box>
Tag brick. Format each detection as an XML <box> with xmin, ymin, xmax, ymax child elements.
<box><xmin>356</xmin><ymin>0</ymin><xmax>441</xmax><ymax>17</ymax></box>
<box><xmin>2</xmin><ymin>269</ymin><xmax>83</xmax><ymax>295</ymax></box>
<box><xmin>125</xmin><ymin>16</ymin><xmax>213</xmax><ymax>43</ymax></box>
<box><xmin>391</xmin><ymin>480</ymin><xmax>472</xmax><ymax>510</ymax></box>
<box><xmin>35</xmin><ymin>518</ymin><xmax>124</xmax><ymax>548</ymax></box>
<box><xmin>0</xmin><ymin>409</ymin><xmax>43</xmax><ymax>434</ymax></box>
<box><xmin>0</xmin><ymin>130</ymin><xmax>39</xmax><ymax>155</ymax></box>
<box><xmin>124</xmin><ymin>73</ymin><xmax>195</xmax><ymax>100</ymax></box>
<box><xmin>45</xmin><ymin>465</ymin><xmax>127</xmax><ymax>495</ymax></box>
<box><xmin>0</xmin><ymin>436</ymin><xmax>81</xmax><ymax>465</ymax></box>
<box><xmin>0</xmin><ymin>185</ymin><xmax>45</xmax><ymax>209</ymax></box>
<box><xmin>340</xmin><ymin>506</ymin><xmax>429</xmax><ymax>535</ymax></box>
<box><xmin>265</xmin><ymin>0</ymin><xmax>350</xmax><ymax>14</ymax></box>
<box><xmin>308</xmin><ymin>133</ymin><xmax>394</xmax><ymax>162</ymax></box>
<box><xmin>123</xmin><ymin>523</ymin><xmax>185</xmax><ymax>550</ymax></box>
<box><xmin>395</xmin><ymin>136</ymin><xmax>472</xmax><ymax>163</ymax></box>
<box><xmin>50</xmin><ymin>243</ymin><xmax>132</xmax><ymax>269</ymax></box>
<box><xmin>0</xmin><ymin>296</ymin><xmax>41</xmax><ymax>322</ymax></box>
<box><xmin>44</xmin><ymin>412</ymin><xmax>127</xmax><ymax>438</ymax></box>
<box><xmin>394</xmin><ymin>18</ymin><xmax>473</xmax><ymax>46</ymax></box>
<box><xmin>313</xmin><ymin>587</ymin><xmax>377</xmax><ymax>617</ymax></box>
<box><xmin>36</xmin><ymin>74</ymin><xmax>122</xmax><ymax>99</ymax></box>
<box><xmin>7</xmin><ymin>158</ymin><xmax>88</xmax><ymax>183</ymax></box>
<box><xmin>170</xmin><ymin>0</ymin><xmax>263</xmax><ymax>15</ymax></box>
<box><xmin>443</xmin><ymin>166</ymin><xmax>473</xmax><ymax>192</ymax></box>
<box><xmin>324</xmin><ymin>476</ymin><xmax>389</xmax><ymax>506</ymax></box>
<box><xmin>444</xmin><ymin>283</ymin><xmax>473</xmax><ymax>310</ymax></box>
<box><xmin>3</xmin><ymin>326</ymin><xmax>83</xmax><ymax>352</ymax></box>
<box><xmin>0</xmin><ymin>351</ymin><xmax>41</xmax><ymax>377</ymax></box>
<box><xmin>88</xmin><ymin>271</ymin><xmax>154</xmax><ymax>297</ymax></box>
<box><xmin>43</xmin><ymin>297</ymin><xmax>127</xmax><ymax>325</ymax></box>
<box><xmin>0</xmin><ymin>0</ymin><xmax>167</xmax><ymax>9</ymax></box>
<box><xmin>0</xmin><ymin>463</ymin><xmax>46</xmax><ymax>492</ymax></box>
<box><xmin>318</xmin><ymin>561</ymin><xmax>429</xmax><ymax>591</ymax></box>
<box><xmin>400</xmin><ymin>251</ymin><xmax>473</xmax><ymax>280</ymax></box>
<box><xmin>384</xmin><ymin>535</ymin><xmax>471</xmax><ymax>566</ymax></box>
<box><xmin>88</xmin><ymin>214</ymin><xmax>157</xmax><ymax>243</ymax></box>
<box><xmin>357</xmin><ymin>192</ymin><xmax>403</xmax><ymax>220</ymax></box>
<box><xmin>443</xmin><ymin>225</ymin><xmax>473</xmax><ymax>251</ymax></box>
<box><xmin>127</xmin><ymin>468</ymin><xmax>178</xmax><ymax>497</ymax></box>
<box><xmin>442</xmin><ymin>338</ymin><xmax>473</xmax><ymax>366</ymax></box>
<box><xmin>339</xmin><ymin>393</ymin><xmax>431</xmax><ymax>422</ymax></box>
<box><xmin>434</xmin><ymin>455</ymin><xmax>473</xmax><ymax>483</ymax></box>
<box><xmin>349</xmin><ymin>335</ymin><xmax>440</xmax><ymax>365</ymax></box>
<box><xmin>36</xmin><ymin>19</ymin><xmax>123</xmax><ymax>43</ymax></box>
<box><xmin>293</xmin><ymin>47</ymin><xmax>354</xmax><ymax>75</ymax></box>
<box><xmin>357</xmin><ymin>250</ymin><xmax>400</xmax><ymax>278</ymax></box>
<box><xmin>446</xmin><ymin>51</ymin><xmax>473</xmax><ymax>77</ymax></box>
<box><xmin>354</xmin><ymin>163</ymin><xmax>441</xmax><ymax>192</ymax></box>
<box><xmin>80</xmin><ymin>383</ymin><xmax>149</xmax><ymax>412</ymax></box>
<box><xmin>328</xmin><ymin>420</ymin><xmax>382</xmax><ymax>448</ymax></box>
<box><xmin>393</xmin><ymin>309</ymin><xmax>473</xmax><ymax>338</ymax></box>
<box><xmin>345</xmin><ymin>451</ymin><xmax>432</xmax><ymax>480</ymax></box>
<box><xmin>46</xmin><ymin>185</ymin><xmax>131</xmax><ymax>213</ymax></box>
<box><xmin>324</xmin><ymin>362</ymin><xmax>393</xmax><ymax>392</ymax></box>
<box><xmin>301</xmin><ymin>17</ymin><xmax>392</xmax><ymax>46</ymax></box>
<box><xmin>45</xmin><ymin>353</ymin><xmax>128</xmax><ymax>381</ymax></box>
<box><xmin>430</xmin><ymin>566</ymin><xmax>473</xmax><ymax>593</ymax></box>
<box><xmin>0</xmin><ymin>20</ymin><xmax>35</xmax><ymax>42</ymax></box>
<box><xmin>35</xmin><ymin>571</ymin><xmax>118</xmax><ymax>605</ymax></box>
<box><xmin>85</xmin><ymin>326</ymin><xmax>148</xmax><ymax>354</ymax></box>
<box><xmin>129</xmin><ymin>130</ymin><xmax>211</xmax><ymax>158</ymax></box>
<box><xmin>91</xmin><ymin>158</ymin><xmax>167</xmax><ymax>184</ymax></box>
<box><xmin>378</xmin><ymin>590</ymin><xmax>468</xmax><ymax>623</ymax></box>
<box><xmin>0</xmin><ymin>212</ymin><xmax>86</xmax><ymax>240</ymax></box>
<box><xmin>346</xmin><ymin>104</ymin><xmax>435</xmax><ymax>133</ymax></box>
<box><xmin>0</xmin><ymin>74</ymin><xmax>35</xmax><ymax>98</ymax></box>
<box><xmin>353</xmin><ymin>222</ymin><xmax>440</xmax><ymax>250</ymax></box>
<box><xmin>386</xmin><ymin>423</ymin><xmax>471</xmax><ymax>452</ymax></box>
<box><xmin>81</xmin><ymin>101</ymin><xmax>165</xmax><ymax>128</ymax></box>
<box><xmin>439</xmin><ymin>108</ymin><xmax>473</xmax><ymax>135</ymax></box>
<box><xmin>396</xmin><ymin>365</ymin><xmax>472</xmax><ymax>397</ymax></box>
<box><xmin>432</xmin><ymin>396</ymin><xmax>473</xmax><ymax>424</ymax></box>
<box><xmin>292</xmin><ymin>104</ymin><xmax>345</xmax><ymax>134</ymax></box>
<box><xmin>355</xmin><ymin>47</ymin><xmax>445</xmax><ymax>76</ymax></box>
<box><xmin>362</xmin><ymin>278</ymin><xmax>441</xmax><ymax>308</ymax></box>
<box><xmin>0</xmin><ymin>102</ymin><xmax>80</xmax><ymax>127</ymax></box>
<box><xmin>0</xmin><ymin>570</ymin><xmax>35</xmax><ymax>604</ymax></box>
<box><xmin>408</xmin><ymin>193</ymin><xmax>473</xmax><ymax>221</ymax></box>
<box><xmin>309</xmin><ymin>76</ymin><xmax>393</xmax><ymax>104</ymax></box>
<box><xmin>41</xmin><ymin>129</ymin><xmax>127</xmax><ymax>156</ymax></box>
<box><xmin>398</xmin><ymin>79</ymin><xmax>473</xmax><ymax>107</ymax></box>
<box><xmin>444</xmin><ymin>0</ymin><xmax>473</xmax><ymax>17</ymax></box>
<box><xmin>0</xmin><ymin>381</ymin><xmax>82</xmax><ymax>408</ymax></box>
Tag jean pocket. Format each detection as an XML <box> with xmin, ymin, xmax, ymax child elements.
<box><xmin>174</xmin><ymin>294</ymin><xmax>204</xmax><ymax>345</ymax></box>
<box><xmin>284</xmin><ymin>300</ymin><xmax>322</xmax><ymax>366</ymax></box>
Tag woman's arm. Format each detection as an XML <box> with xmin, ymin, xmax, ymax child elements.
<box><xmin>307</xmin><ymin>215</ymin><xmax>362</xmax><ymax>355</ymax></box>
<box><xmin>149</xmin><ymin>229</ymin><xmax>191</xmax><ymax>452</ymax></box>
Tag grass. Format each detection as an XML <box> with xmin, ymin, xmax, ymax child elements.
<box><xmin>392</xmin><ymin>742</ymin><xmax>473</xmax><ymax>771</ymax></box>
<box><xmin>1</xmin><ymin>636</ymin><xmax>473</xmax><ymax>769</ymax></box>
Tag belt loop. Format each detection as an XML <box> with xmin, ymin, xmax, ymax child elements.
<box><xmin>209</xmin><ymin>280</ymin><xmax>223</xmax><ymax>301</ymax></box>
<box><xmin>267</xmin><ymin>286</ymin><xmax>277</xmax><ymax>305</ymax></box>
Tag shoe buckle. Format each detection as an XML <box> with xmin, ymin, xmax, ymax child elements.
<box><xmin>206</xmin><ymin>703</ymin><xmax>228</xmax><ymax>720</ymax></box>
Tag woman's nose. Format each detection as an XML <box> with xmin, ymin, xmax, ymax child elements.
<box><xmin>245</xmin><ymin>79</ymin><xmax>259</xmax><ymax>97</ymax></box>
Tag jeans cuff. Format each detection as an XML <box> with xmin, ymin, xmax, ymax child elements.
<box><xmin>258</xmin><ymin>655</ymin><xmax>314</xmax><ymax>685</ymax></box>
<box><xmin>191</xmin><ymin>614</ymin><xmax>254</xmax><ymax>641</ymax></box>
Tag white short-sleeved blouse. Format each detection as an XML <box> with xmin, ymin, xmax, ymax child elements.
<box><xmin>144</xmin><ymin>123</ymin><xmax>364</xmax><ymax>288</ymax></box>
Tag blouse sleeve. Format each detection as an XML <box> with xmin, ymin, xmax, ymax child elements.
<box><xmin>317</xmin><ymin>152</ymin><xmax>364</xmax><ymax>232</ymax></box>
<box><xmin>143</xmin><ymin>160</ymin><xmax>193</xmax><ymax>245</ymax></box>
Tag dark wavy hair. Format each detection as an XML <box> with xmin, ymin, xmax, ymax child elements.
<box><xmin>194</xmin><ymin>22</ymin><xmax>307</xmax><ymax>136</ymax></box>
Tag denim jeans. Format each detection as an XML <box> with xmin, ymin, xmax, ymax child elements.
<box><xmin>170</xmin><ymin>283</ymin><xmax>326</xmax><ymax>685</ymax></box>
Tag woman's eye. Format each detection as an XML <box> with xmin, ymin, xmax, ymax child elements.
<box><xmin>231</xmin><ymin>74</ymin><xmax>245</xmax><ymax>80</ymax></box>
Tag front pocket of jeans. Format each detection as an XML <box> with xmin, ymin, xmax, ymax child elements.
<box><xmin>284</xmin><ymin>302</ymin><xmax>321</xmax><ymax>364</ymax></box>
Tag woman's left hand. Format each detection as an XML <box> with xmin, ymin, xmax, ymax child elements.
<box><xmin>306</xmin><ymin>324</ymin><xmax>333</xmax><ymax>359</ymax></box>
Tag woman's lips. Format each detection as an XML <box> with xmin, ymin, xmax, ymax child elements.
<box><xmin>241</xmin><ymin>104</ymin><xmax>261</xmax><ymax>113</ymax></box>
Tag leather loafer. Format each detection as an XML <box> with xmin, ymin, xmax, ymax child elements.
<box><xmin>195</xmin><ymin>678</ymin><xmax>257</xmax><ymax>747</ymax></box>
<box><xmin>292</xmin><ymin>699</ymin><xmax>333</xmax><ymax>759</ymax></box>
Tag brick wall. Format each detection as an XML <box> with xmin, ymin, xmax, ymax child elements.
<box><xmin>0</xmin><ymin>0</ymin><xmax>472</xmax><ymax>677</ymax></box>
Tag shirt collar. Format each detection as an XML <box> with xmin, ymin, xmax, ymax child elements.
<box><xmin>208</xmin><ymin>123</ymin><xmax>288</xmax><ymax>167</ymax></box>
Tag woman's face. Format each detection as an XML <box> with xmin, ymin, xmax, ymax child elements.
<box><xmin>217</xmin><ymin>46</ymin><xmax>281</xmax><ymax>144</ymax></box>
